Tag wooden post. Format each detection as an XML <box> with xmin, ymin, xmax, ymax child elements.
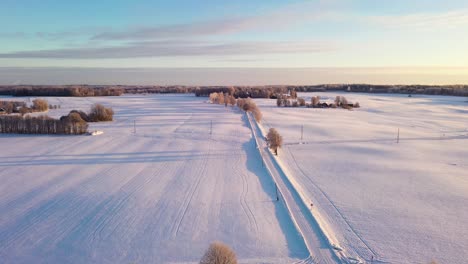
<box><xmin>261</xmin><ymin>151</ymin><xmax>264</xmax><ymax>167</ymax></box>
<box><xmin>301</xmin><ymin>124</ymin><xmax>303</xmax><ymax>142</ymax></box>
<box><xmin>275</xmin><ymin>183</ymin><xmax>279</xmax><ymax>201</ymax></box>
<box><xmin>133</xmin><ymin>120</ymin><xmax>136</xmax><ymax>134</ymax></box>
<box><xmin>397</xmin><ymin>128</ymin><xmax>400</xmax><ymax>143</ymax></box>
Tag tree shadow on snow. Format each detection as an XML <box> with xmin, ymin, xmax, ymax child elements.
<box><xmin>241</xmin><ymin>115</ymin><xmax>309</xmax><ymax>259</ymax></box>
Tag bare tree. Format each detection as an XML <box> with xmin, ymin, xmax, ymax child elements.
<box><xmin>89</xmin><ymin>103</ymin><xmax>114</xmax><ymax>122</ymax></box>
<box><xmin>297</xmin><ymin>97</ymin><xmax>305</xmax><ymax>106</ymax></box>
<box><xmin>218</xmin><ymin>92</ymin><xmax>225</xmax><ymax>105</ymax></box>
<box><xmin>267</xmin><ymin>128</ymin><xmax>283</xmax><ymax>155</ymax></box>
<box><xmin>252</xmin><ymin>108</ymin><xmax>262</xmax><ymax>122</ymax></box>
<box><xmin>311</xmin><ymin>96</ymin><xmax>320</xmax><ymax>107</ymax></box>
<box><xmin>276</xmin><ymin>98</ymin><xmax>282</xmax><ymax>107</ymax></box>
<box><xmin>209</xmin><ymin>92</ymin><xmax>219</xmax><ymax>103</ymax></box>
<box><xmin>200</xmin><ymin>242</ymin><xmax>237</xmax><ymax>264</ymax></box>
<box><xmin>228</xmin><ymin>95</ymin><xmax>236</xmax><ymax>106</ymax></box>
<box><xmin>32</xmin><ymin>99</ymin><xmax>49</xmax><ymax>112</ymax></box>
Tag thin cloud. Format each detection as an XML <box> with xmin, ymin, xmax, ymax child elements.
<box><xmin>366</xmin><ymin>9</ymin><xmax>468</xmax><ymax>29</ymax></box>
<box><xmin>91</xmin><ymin>2</ymin><xmax>327</xmax><ymax>41</ymax></box>
<box><xmin>0</xmin><ymin>40</ymin><xmax>337</xmax><ymax>59</ymax></box>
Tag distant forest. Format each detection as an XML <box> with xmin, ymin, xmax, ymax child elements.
<box><xmin>0</xmin><ymin>84</ymin><xmax>467</xmax><ymax>97</ymax></box>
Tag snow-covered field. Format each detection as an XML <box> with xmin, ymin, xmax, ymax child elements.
<box><xmin>0</xmin><ymin>94</ymin><xmax>309</xmax><ymax>263</ymax></box>
<box><xmin>255</xmin><ymin>93</ymin><xmax>468</xmax><ymax>264</ymax></box>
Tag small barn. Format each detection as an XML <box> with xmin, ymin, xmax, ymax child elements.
<box><xmin>0</xmin><ymin>108</ymin><xmax>6</xmax><ymax>115</ymax></box>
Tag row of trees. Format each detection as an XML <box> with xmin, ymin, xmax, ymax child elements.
<box><xmin>197</xmin><ymin>86</ymin><xmax>290</xmax><ymax>99</ymax></box>
<box><xmin>0</xmin><ymin>101</ymin><xmax>26</xmax><ymax>114</ymax></box>
<box><xmin>208</xmin><ymin>92</ymin><xmax>263</xmax><ymax>122</ymax></box>
<box><xmin>59</xmin><ymin>104</ymin><xmax>115</xmax><ymax>123</ymax></box>
<box><xmin>208</xmin><ymin>92</ymin><xmax>283</xmax><ymax>156</ymax></box>
<box><xmin>209</xmin><ymin>92</ymin><xmax>236</xmax><ymax>106</ymax></box>
<box><xmin>0</xmin><ymin>86</ymin><xmax>124</xmax><ymax>97</ymax></box>
<box><xmin>276</xmin><ymin>97</ymin><xmax>306</xmax><ymax>107</ymax></box>
<box><xmin>277</xmin><ymin>95</ymin><xmax>360</xmax><ymax>109</ymax></box>
<box><xmin>0</xmin><ymin>103</ymin><xmax>114</xmax><ymax>135</ymax></box>
<box><xmin>2</xmin><ymin>84</ymin><xmax>467</xmax><ymax>98</ymax></box>
<box><xmin>0</xmin><ymin>99</ymin><xmax>50</xmax><ymax>115</ymax></box>
<box><xmin>0</xmin><ymin>115</ymin><xmax>88</xmax><ymax>135</ymax></box>
<box><xmin>197</xmin><ymin>84</ymin><xmax>468</xmax><ymax>97</ymax></box>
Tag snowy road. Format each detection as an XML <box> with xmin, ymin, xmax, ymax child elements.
<box><xmin>246</xmin><ymin>113</ymin><xmax>343</xmax><ymax>264</ymax></box>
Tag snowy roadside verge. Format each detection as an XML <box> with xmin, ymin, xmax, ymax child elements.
<box><xmin>248</xmin><ymin>111</ymin><xmax>369</xmax><ymax>263</ymax></box>
<box><xmin>246</xmin><ymin>112</ymin><xmax>349</xmax><ymax>264</ymax></box>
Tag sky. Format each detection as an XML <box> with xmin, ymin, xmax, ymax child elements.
<box><xmin>0</xmin><ymin>0</ymin><xmax>468</xmax><ymax>84</ymax></box>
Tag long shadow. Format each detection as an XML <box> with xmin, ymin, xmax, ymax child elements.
<box><xmin>0</xmin><ymin>152</ymin><xmax>242</xmax><ymax>167</ymax></box>
<box><xmin>241</xmin><ymin>115</ymin><xmax>309</xmax><ymax>259</ymax></box>
<box><xmin>285</xmin><ymin>134</ymin><xmax>468</xmax><ymax>146</ymax></box>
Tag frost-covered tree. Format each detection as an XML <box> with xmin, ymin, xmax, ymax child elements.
<box><xmin>252</xmin><ymin>108</ymin><xmax>262</xmax><ymax>122</ymax></box>
<box><xmin>267</xmin><ymin>128</ymin><xmax>283</xmax><ymax>155</ymax></box>
<box><xmin>200</xmin><ymin>242</ymin><xmax>237</xmax><ymax>264</ymax></box>
<box><xmin>32</xmin><ymin>99</ymin><xmax>49</xmax><ymax>112</ymax></box>
<box><xmin>297</xmin><ymin>97</ymin><xmax>305</xmax><ymax>106</ymax></box>
<box><xmin>312</xmin><ymin>96</ymin><xmax>320</xmax><ymax>107</ymax></box>
<box><xmin>276</xmin><ymin>98</ymin><xmax>282</xmax><ymax>107</ymax></box>
<box><xmin>89</xmin><ymin>103</ymin><xmax>114</xmax><ymax>122</ymax></box>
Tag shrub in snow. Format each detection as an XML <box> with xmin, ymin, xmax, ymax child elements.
<box><xmin>276</xmin><ymin>98</ymin><xmax>282</xmax><ymax>107</ymax></box>
<box><xmin>297</xmin><ymin>97</ymin><xmax>306</xmax><ymax>106</ymax></box>
<box><xmin>89</xmin><ymin>103</ymin><xmax>114</xmax><ymax>122</ymax></box>
<box><xmin>312</xmin><ymin>96</ymin><xmax>320</xmax><ymax>107</ymax></box>
<box><xmin>32</xmin><ymin>99</ymin><xmax>49</xmax><ymax>112</ymax></box>
<box><xmin>200</xmin><ymin>242</ymin><xmax>237</xmax><ymax>264</ymax></box>
<box><xmin>252</xmin><ymin>108</ymin><xmax>262</xmax><ymax>122</ymax></box>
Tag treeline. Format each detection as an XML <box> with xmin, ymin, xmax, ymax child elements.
<box><xmin>0</xmin><ymin>103</ymin><xmax>114</xmax><ymax>135</ymax></box>
<box><xmin>209</xmin><ymin>92</ymin><xmax>262</xmax><ymax>122</ymax></box>
<box><xmin>196</xmin><ymin>84</ymin><xmax>468</xmax><ymax>97</ymax></box>
<box><xmin>66</xmin><ymin>104</ymin><xmax>114</xmax><ymax>122</ymax></box>
<box><xmin>2</xmin><ymin>84</ymin><xmax>466</xmax><ymax>97</ymax></box>
<box><xmin>196</xmin><ymin>86</ymin><xmax>287</xmax><ymax>98</ymax></box>
<box><xmin>124</xmin><ymin>86</ymin><xmax>193</xmax><ymax>94</ymax></box>
<box><xmin>0</xmin><ymin>115</ymin><xmax>88</xmax><ymax>135</ymax></box>
<box><xmin>0</xmin><ymin>99</ymin><xmax>50</xmax><ymax>115</ymax></box>
<box><xmin>0</xmin><ymin>85</ymin><xmax>124</xmax><ymax>97</ymax></box>
<box><xmin>277</xmin><ymin>95</ymin><xmax>360</xmax><ymax>109</ymax></box>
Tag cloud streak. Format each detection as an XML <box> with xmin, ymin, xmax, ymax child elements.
<box><xmin>0</xmin><ymin>40</ymin><xmax>337</xmax><ymax>59</ymax></box>
<box><xmin>367</xmin><ymin>9</ymin><xmax>468</xmax><ymax>29</ymax></box>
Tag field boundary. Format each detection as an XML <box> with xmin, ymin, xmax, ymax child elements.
<box><xmin>245</xmin><ymin>112</ymin><xmax>352</xmax><ymax>264</ymax></box>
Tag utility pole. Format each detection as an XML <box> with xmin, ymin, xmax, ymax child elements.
<box><xmin>133</xmin><ymin>120</ymin><xmax>136</xmax><ymax>134</ymax></box>
<box><xmin>301</xmin><ymin>125</ymin><xmax>303</xmax><ymax>142</ymax></box>
<box><xmin>275</xmin><ymin>183</ymin><xmax>279</xmax><ymax>201</ymax></box>
<box><xmin>261</xmin><ymin>150</ymin><xmax>264</xmax><ymax>167</ymax></box>
<box><xmin>397</xmin><ymin>128</ymin><xmax>400</xmax><ymax>143</ymax></box>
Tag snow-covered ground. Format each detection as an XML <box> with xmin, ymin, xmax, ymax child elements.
<box><xmin>0</xmin><ymin>94</ymin><xmax>309</xmax><ymax>263</ymax></box>
<box><xmin>255</xmin><ymin>93</ymin><xmax>468</xmax><ymax>264</ymax></box>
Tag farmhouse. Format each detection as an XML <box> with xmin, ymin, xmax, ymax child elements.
<box><xmin>0</xmin><ymin>108</ymin><xmax>6</xmax><ymax>115</ymax></box>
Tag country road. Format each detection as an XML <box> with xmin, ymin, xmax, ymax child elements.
<box><xmin>246</xmin><ymin>112</ymin><xmax>347</xmax><ymax>264</ymax></box>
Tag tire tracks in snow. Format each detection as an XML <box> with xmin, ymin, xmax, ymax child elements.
<box><xmin>173</xmin><ymin>138</ymin><xmax>212</xmax><ymax>237</ymax></box>
<box><xmin>231</xmin><ymin>148</ymin><xmax>259</xmax><ymax>233</ymax></box>
<box><xmin>287</xmin><ymin>147</ymin><xmax>378</xmax><ymax>260</ymax></box>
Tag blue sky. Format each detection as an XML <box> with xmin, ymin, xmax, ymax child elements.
<box><xmin>0</xmin><ymin>0</ymin><xmax>468</xmax><ymax>69</ymax></box>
